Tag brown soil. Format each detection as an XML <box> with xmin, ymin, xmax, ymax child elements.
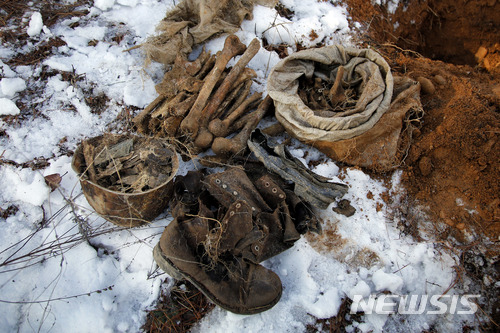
<box><xmin>347</xmin><ymin>0</ymin><xmax>500</xmax><ymax>68</ymax></box>
<box><xmin>399</xmin><ymin>56</ymin><xmax>499</xmax><ymax>242</ymax></box>
<box><xmin>344</xmin><ymin>1</ymin><xmax>500</xmax><ymax>328</ymax></box>
<box><xmin>346</xmin><ymin>0</ymin><xmax>500</xmax><ymax>245</ymax></box>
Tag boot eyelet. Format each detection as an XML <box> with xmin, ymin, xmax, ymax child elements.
<box><xmin>230</xmin><ymin>211</ymin><xmax>235</xmax><ymax>216</ymax></box>
<box><xmin>279</xmin><ymin>194</ymin><xmax>285</xmax><ymax>199</ymax></box>
<box><xmin>236</xmin><ymin>203</ymin><xmax>241</xmax><ymax>209</ymax></box>
<box><xmin>222</xmin><ymin>184</ymin><xmax>227</xmax><ymax>189</ymax></box>
<box><xmin>215</xmin><ymin>179</ymin><xmax>221</xmax><ymax>184</ymax></box>
<box><xmin>265</xmin><ymin>182</ymin><xmax>270</xmax><ymax>187</ymax></box>
<box><xmin>233</xmin><ymin>191</ymin><xmax>238</xmax><ymax>196</ymax></box>
<box><xmin>251</xmin><ymin>207</ymin><xmax>256</xmax><ymax>211</ymax></box>
<box><xmin>254</xmin><ymin>245</ymin><xmax>260</xmax><ymax>251</ymax></box>
<box><xmin>272</xmin><ymin>188</ymin><xmax>278</xmax><ymax>193</ymax></box>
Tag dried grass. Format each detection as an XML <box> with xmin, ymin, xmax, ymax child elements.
<box><xmin>142</xmin><ymin>280</ymin><xmax>214</xmax><ymax>333</ymax></box>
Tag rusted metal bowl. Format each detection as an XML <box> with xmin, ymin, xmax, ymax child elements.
<box><xmin>72</xmin><ymin>133</ymin><xmax>178</xmax><ymax>227</ymax></box>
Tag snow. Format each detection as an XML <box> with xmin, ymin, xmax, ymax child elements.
<box><xmin>0</xmin><ymin>98</ymin><xmax>20</xmax><ymax>116</ymax></box>
<box><xmin>0</xmin><ymin>60</ymin><xmax>16</xmax><ymax>78</ymax></box>
<box><xmin>94</xmin><ymin>0</ymin><xmax>116</xmax><ymax>11</ymax></box>
<box><xmin>241</xmin><ymin>1</ymin><xmax>349</xmax><ymax>49</ymax></box>
<box><xmin>372</xmin><ymin>0</ymin><xmax>400</xmax><ymax>14</ymax></box>
<box><xmin>372</xmin><ymin>269</ymin><xmax>404</xmax><ymax>294</ymax></box>
<box><xmin>0</xmin><ymin>77</ymin><xmax>26</xmax><ymax>98</ymax></box>
<box><xmin>0</xmin><ymin>167</ymin><xmax>49</xmax><ymax>206</ymax></box>
<box><xmin>0</xmin><ymin>0</ymin><xmax>476</xmax><ymax>332</ymax></box>
<box><xmin>27</xmin><ymin>12</ymin><xmax>44</xmax><ymax>37</ymax></box>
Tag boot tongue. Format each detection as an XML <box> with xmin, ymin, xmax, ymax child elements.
<box><xmin>204</xmin><ymin>200</ymin><xmax>268</xmax><ymax>260</ymax></box>
<box><xmin>179</xmin><ymin>194</ymin><xmax>215</xmax><ymax>250</ymax></box>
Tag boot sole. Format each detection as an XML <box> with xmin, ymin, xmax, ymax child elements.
<box><xmin>153</xmin><ymin>243</ymin><xmax>183</xmax><ymax>280</ymax></box>
<box><xmin>152</xmin><ymin>243</ymin><xmax>282</xmax><ymax>315</ymax></box>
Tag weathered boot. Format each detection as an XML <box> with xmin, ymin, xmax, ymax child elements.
<box><xmin>205</xmin><ymin>167</ymin><xmax>315</xmax><ymax>263</ymax></box>
<box><xmin>153</xmin><ymin>205</ymin><xmax>282</xmax><ymax>314</ymax></box>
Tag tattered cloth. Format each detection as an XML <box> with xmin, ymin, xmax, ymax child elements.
<box><xmin>267</xmin><ymin>45</ymin><xmax>423</xmax><ymax>172</ymax></box>
<box><xmin>143</xmin><ymin>0</ymin><xmax>277</xmax><ymax>65</ymax></box>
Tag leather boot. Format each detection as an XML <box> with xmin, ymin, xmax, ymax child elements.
<box><xmin>205</xmin><ymin>168</ymin><xmax>309</xmax><ymax>263</ymax></box>
<box><xmin>153</xmin><ymin>207</ymin><xmax>282</xmax><ymax>314</ymax></box>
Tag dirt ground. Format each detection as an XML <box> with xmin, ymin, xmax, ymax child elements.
<box><xmin>345</xmin><ymin>0</ymin><xmax>499</xmax><ymax>243</ymax></box>
<box><xmin>344</xmin><ymin>0</ymin><xmax>499</xmax><ymax>329</ymax></box>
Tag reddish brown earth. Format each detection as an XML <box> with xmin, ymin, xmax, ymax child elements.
<box><xmin>344</xmin><ymin>1</ymin><xmax>499</xmax><ymax>328</ymax></box>
<box><xmin>346</xmin><ymin>0</ymin><xmax>500</xmax><ymax>244</ymax></box>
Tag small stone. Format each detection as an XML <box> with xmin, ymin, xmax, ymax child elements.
<box><xmin>444</xmin><ymin>218</ymin><xmax>455</xmax><ymax>227</ymax></box>
<box><xmin>419</xmin><ymin>156</ymin><xmax>432</xmax><ymax>176</ymax></box>
<box><xmin>483</xmin><ymin>57</ymin><xmax>492</xmax><ymax>71</ymax></box>
<box><xmin>475</xmin><ymin>46</ymin><xmax>488</xmax><ymax>63</ymax></box>
<box><xmin>412</xmin><ymin>127</ymin><xmax>421</xmax><ymax>138</ymax></box>
<box><xmin>417</xmin><ymin>76</ymin><xmax>435</xmax><ymax>95</ymax></box>
<box><xmin>434</xmin><ymin>75</ymin><xmax>446</xmax><ymax>86</ymax></box>
<box><xmin>492</xmin><ymin>85</ymin><xmax>500</xmax><ymax>99</ymax></box>
<box><xmin>332</xmin><ymin>199</ymin><xmax>356</xmax><ymax>217</ymax></box>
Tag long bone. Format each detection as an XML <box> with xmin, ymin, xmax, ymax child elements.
<box><xmin>193</xmin><ymin>68</ymin><xmax>258</xmax><ymax>149</ymax></box>
<box><xmin>211</xmin><ymin>95</ymin><xmax>272</xmax><ymax>156</ymax></box>
<box><xmin>208</xmin><ymin>92</ymin><xmax>262</xmax><ymax>137</ymax></box>
<box><xmin>180</xmin><ymin>35</ymin><xmax>246</xmax><ymax>138</ymax></box>
<box><xmin>191</xmin><ymin>38</ymin><xmax>261</xmax><ymax>149</ymax></box>
<box><xmin>212</xmin><ymin>68</ymin><xmax>256</xmax><ymax>119</ymax></box>
<box><xmin>197</xmin><ymin>38</ymin><xmax>261</xmax><ymax>127</ymax></box>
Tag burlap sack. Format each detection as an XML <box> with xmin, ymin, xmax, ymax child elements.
<box><xmin>143</xmin><ymin>0</ymin><xmax>277</xmax><ymax>65</ymax></box>
<box><xmin>267</xmin><ymin>45</ymin><xmax>423</xmax><ymax>172</ymax></box>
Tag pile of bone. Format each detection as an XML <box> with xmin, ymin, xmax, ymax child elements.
<box><xmin>133</xmin><ymin>34</ymin><xmax>271</xmax><ymax>157</ymax></box>
<box><xmin>298</xmin><ymin>66</ymin><xmax>359</xmax><ymax>117</ymax></box>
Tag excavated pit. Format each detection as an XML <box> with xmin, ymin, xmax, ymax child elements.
<box><xmin>347</xmin><ymin>0</ymin><xmax>500</xmax><ymax>67</ymax></box>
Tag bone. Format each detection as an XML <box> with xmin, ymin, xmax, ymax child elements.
<box><xmin>194</xmin><ymin>77</ymin><xmax>254</xmax><ymax>149</ymax></box>
<box><xmin>163</xmin><ymin>116</ymin><xmax>183</xmax><ymax>137</ymax></box>
<box><xmin>212</xmin><ymin>81</ymin><xmax>246</xmax><ymax>121</ymax></box>
<box><xmin>181</xmin><ymin>48</ymin><xmax>210</xmax><ymax>77</ymax></box>
<box><xmin>193</xmin><ymin>90</ymin><xmax>260</xmax><ymax>150</ymax></box>
<box><xmin>151</xmin><ymin>92</ymin><xmax>187</xmax><ymax>119</ymax></box>
<box><xmin>180</xmin><ymin>35</ymin><xmax>246</xmax><ymax>138</ymax></box>
<box><xmin>213</xmin><ymin>68</ymin><xmax>256</xmax><ymax>119</ymax></box>
<box><xmin>208</xmin><ymin>92</ymin><xmax>262</xmax><ymax>137</ymax></box>
<box><xmin>196</xmin><ymin>38</ymin><xmax>261</xmax><ymax>128</ymax></box>
<box><xmin>225</xmin><ymin>107</ymin><xmax>261</xmax><ymax>134</ymax></box>
<box><xmin>329</xmin><ymin>66</ymin><xmax>346</xmax><ymax>105</ymax></box>
<box><xmin>221</xmin><ymin>79</ymin><xmax>253</xmax><ymax>118</ymax></box>
<box><xmin>261</xmin><ymin>122</ymin><xmax>285</xmax><ymax>136</ymax></box>
<box><xmin>195</xmin><ymin>53</ymin><xmax>216</xmax><ymax>80</ymax></box>
<box><xmin>211</xmin><ymin>95</ymin><xmax>272</xmax><ymax>156</ymax></box>
<box><xmin>133</xmin><ymin>95</ymin><xmax>166</xmax><ymax>133</ymax></box>
<box><xmin>191</xmin><ymin>41</ymin><xmax>260</xmax><ymax>150</ymax></box>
